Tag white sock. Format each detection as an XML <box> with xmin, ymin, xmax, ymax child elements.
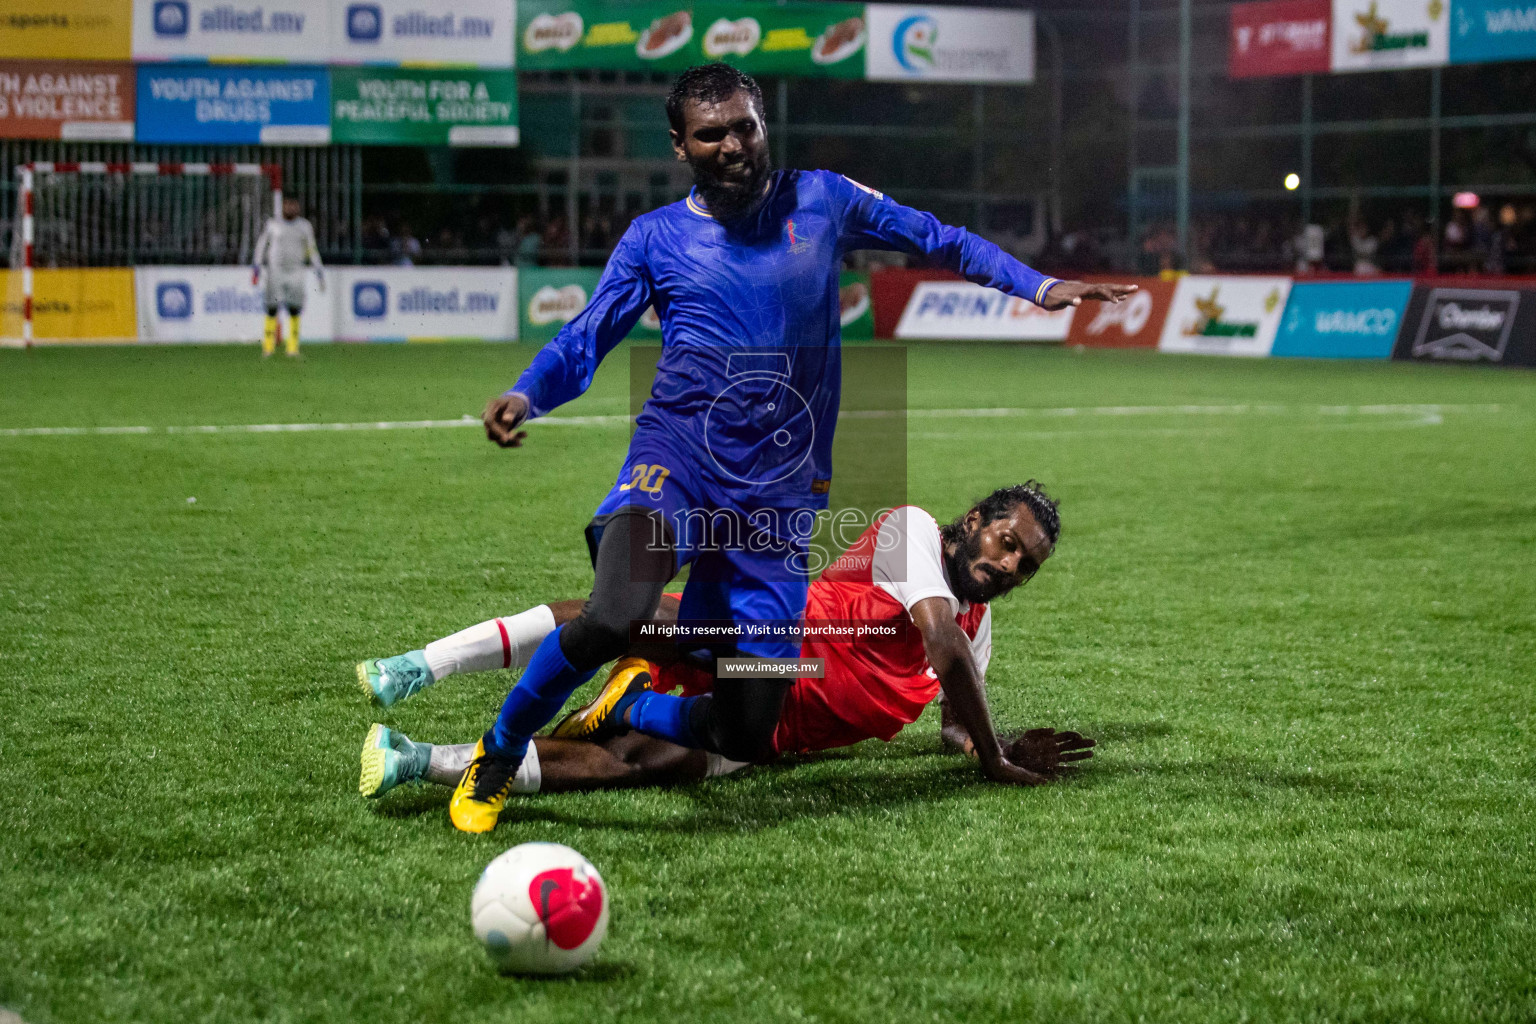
<box><xmin>423</xmin><ymin>604</ymin><xmax>557</xmax><ymax>681</ymax></box>
<box><xmin>427</xmin><ymin>741</ymin><xmax>541</xmax><ymax>794</ymax></box>
<box><xmin>427</xmin><ymin>743</ymin><xmax>477</xmax><ymax>786</ymax></box>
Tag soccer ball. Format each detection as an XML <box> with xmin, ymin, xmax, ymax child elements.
<box><xmin>471</xmin><ymin>842</ymin><xmax>609</xmax><ymax>974</ymax></box>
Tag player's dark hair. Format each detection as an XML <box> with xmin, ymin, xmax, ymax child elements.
<box><xmin>666</xmin><ymin>63</ymin><xmax>765</xmax><ymax>134</ymax></box>
<box><xmin>941</xmin><ymin>481</ymin><xmax>1061</xmax><ymax>545</ymax></box>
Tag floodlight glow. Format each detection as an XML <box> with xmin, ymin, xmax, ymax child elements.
<box><xmin>1284</xmin><ymin>173</ymin><xmax>1301</xmax><ymax>191</ymax></box>
<box><xmin>1453</xmin><ymin>191</ymin><xmax>1480</xmax><ymax>209</ymax></box>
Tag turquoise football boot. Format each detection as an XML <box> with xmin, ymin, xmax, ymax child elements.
<box><xmin>356</xmin><ymin>650</ymin><xmax>434</xmax><ymax>708</ymax></box>
<box><xmin>359</xmin><ymin>723</ymin><xmax>430</xmax><ymax>799</ymax></box>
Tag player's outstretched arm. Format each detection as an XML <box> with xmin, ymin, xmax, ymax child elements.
<box><xmin>1037</xmin><ymin>280</ymin><xmax>1137</xmax><ymax>311</ymax></box>
<box><xmin>831</xmin><ymin>173</ymin><xmax>1136</xmax><ymax>311</ymax></box>
<box><xmin>483</xmin><ymin>392</ymin><xmax>531</xmax><ymax>448</ymax></box>
<box><xmin>489</xmin><ymin>226</ymin><xmax>654</xmax><ymax>447</ymax></box>
<box><xmin>910</xmin><ymin>596</ymin><xmax>1049</xmax><ymax>786</ymax></box>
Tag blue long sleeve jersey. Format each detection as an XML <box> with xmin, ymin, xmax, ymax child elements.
<box><xmin>509</xmin><ymin>169</ymin><xmax>1060</xmax><ymax>508</ymax></box>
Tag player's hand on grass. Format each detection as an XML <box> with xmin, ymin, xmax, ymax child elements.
<box><xmin>1005</xmin><ymin>728</ymin><xmax>1096</xmax><ymax>778</ymax></box>
<box><xmin>484</xmin><ymin>392</ymin><xmax>531</xmax><ymax>448</ymax></box>
<box><xmin>1040</xmin><ymin>280</ymin><xmax>1138</xmax><ymax>311</ymax></box>
<box><xmin>979</xmin><ymin>753</ymin><xmax>1053</xmax><ymax>787</ymax></box>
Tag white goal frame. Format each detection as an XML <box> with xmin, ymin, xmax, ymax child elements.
<box><xmin>12</xmin><ymin>161</ymin><xmax>282</xmax><ymax>348</ymax></box>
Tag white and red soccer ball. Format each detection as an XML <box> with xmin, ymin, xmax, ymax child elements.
<box><xmin>471</xmin><ymin>842</ymin><xmax>609</xmax><ymax>974</ymax></box>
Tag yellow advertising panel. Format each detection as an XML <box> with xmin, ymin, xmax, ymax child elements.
<box><xmin>0</xmin><ymin>0</ymin><xmax>133</xmax><ymax>61</ymax></box>
<box><xmin>0</xmin><ymin>269</ymin><xmax>138</xmax><ymax>343</ymax></box>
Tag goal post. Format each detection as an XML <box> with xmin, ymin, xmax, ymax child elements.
<box><xmin>6</xmin><ymin>161</ymin><xmax>282</xmax><ymax>348</ymax></box>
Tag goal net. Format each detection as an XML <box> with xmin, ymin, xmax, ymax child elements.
<box><xmin>4</xmin><ymin>161</ymin><xmax>280</xmax><ymax>347</ymax></box>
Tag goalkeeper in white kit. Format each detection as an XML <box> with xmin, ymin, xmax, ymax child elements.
<box><xmin>252</xmin><ymin>197</ymin><xmax>324</xmax><ymax>358</ymax></box>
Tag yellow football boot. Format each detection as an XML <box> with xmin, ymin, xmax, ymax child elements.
<box><xmin>449</xmin><ymin>740</ymin><xmax>521</xmax><ymax>834</ymax></box>
<box><xmin>550</xmin><ymin>657</ymin><xmax>654</xmax><ymax>741</ymax></box>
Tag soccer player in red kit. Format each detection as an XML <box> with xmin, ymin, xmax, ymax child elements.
<box><xmin>358</xmin><ymin>483</ymin><xmax>1093</xmax><ymax>798</ymax></box>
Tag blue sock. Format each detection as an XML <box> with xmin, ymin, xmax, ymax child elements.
<box><xmin>627</xmin><ymin>691</ymin><xmax>703</xmax><ymax>748</ymax></box>
<box><xmin>485</xmin><ymin>626</ymin><xmax>598</xmax><ymax>757</ymax></box>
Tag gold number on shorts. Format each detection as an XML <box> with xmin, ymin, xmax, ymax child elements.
<box><xmin>619</xmin><ymin>464</ymin><xmax>670</xmax><ymax>494</ymax></box>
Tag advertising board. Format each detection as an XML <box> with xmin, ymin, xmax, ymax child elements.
<box><xmin>135</xmin><ymin>65</ymin><xmax>330</xmax><ymax>144</ymax></box>
<box><xmin>1229</xmin><ymin>0</ymin><xmax>1331</xmax><ymax>77</ymax></box>
<box><xmin>519</xmin><ymin>266</ymin><xmax>675</xmax><ymax>344</ymax></box>
<box><xmin>331</xmin><ymin>0</ymin><xmax>515</xmax><ymax>68</ymax></box>
<box><xmin>1330</xmin><ymin>0</ymin><xmax>1449</xmax><ymax>72</ymax></box>
<box><xmin>331</xmin><ymin>67</ymin><xmax>517</xmax><ymax>145</ymax></box>
<box><xmin>894</xmin><ymin>279</ymin><xmax>1074</xmax><ymax>341</ymax></box>
<box><xmin>693</xmin><ymin>3</ymin><xmax>866</xmax><ymax>77</ymax></box>
<box><xmin>0</xmin><ymin>60</ymin><xmax>134</xmax><ymax>140</ymax></box>
<box><xmin>135</xmin><ymin>266</ymin><xmax>330</xmax><ymax>343</ymax></box>
<box><xmin>1271</xmin><ymin>280</ymin><xmax>1411</xmax><ymax>358</ymax></box>
<box><xmin>334</xmin><ymin>266</ymin><xmax>518</xmax><ymax>342</ymax></box>
<box><xmin>1450</xmin><ymin>0</ymin><xmax>1536</xmax><ymax>63</ymax></box>
<box><xmin>0</xmin><ymin>268</ymin><xmax>137</xmax><ymax>343</ymax></box>
<box><xmin>1392</xmin><ymin>284</ymin><xmax>1536</xmax><ymax>366</ymax></box>
<box><xmin>838</xmin><ymin>271</ymin><xmax>874</xmax><ymax>340</ymax></box>
<box><xmin>1064</xmin><ymin>276</ymin><xmax>1174</xmax><ymax>348</ymax></box>
<box><xmin>1158</xmin><ymin>275</ymin><xmax>1292</xmax><ymax>357</ymax></box>
<box><xmin>519</xmin><ymin>2</ymin><xmax>698</xmax><ymax>72</ymax></box>
<box><xmin>865</xmin><ymin>4</ymin><xmax>1034</xmax><ymax>83</ymax></box>
<box><xmin>132</xmin><ymin>0</ymin><xmax>329</xmax><ymax>63</ymax></box>
<box><xmin>0</xmin><ymin>0</ymin><xmax>132</xmax><ymax>61</ymax></box>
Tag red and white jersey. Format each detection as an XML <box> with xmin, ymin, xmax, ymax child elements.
<box><xmin>656</xmin><ymin>505</ymin><xmax>991</xmax><ymax>755</ymax></box>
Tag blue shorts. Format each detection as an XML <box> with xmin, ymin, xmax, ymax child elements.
<box><xmin>586</xmin><ymin>433</ymin><xmax>812</xmax><ymax>660</ymax></box>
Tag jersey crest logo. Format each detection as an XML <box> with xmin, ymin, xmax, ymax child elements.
<box><xmin>785</xmin><ymin>218</ymin><xmax>811</xmax><ymax>254</ymax></box>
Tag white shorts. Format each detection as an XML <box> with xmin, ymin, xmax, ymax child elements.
<box><xmin>264</xmin><ymin>273</ymin><xmax>306</xmax><ymax>312</ymax></box>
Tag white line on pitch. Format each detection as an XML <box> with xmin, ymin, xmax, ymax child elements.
<box><xmin>0</xmin><ymin>403</ymin><xmax>1502</xmax><ymax>438</ymax></box>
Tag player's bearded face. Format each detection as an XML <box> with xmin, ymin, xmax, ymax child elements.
<box><xmin>946</xmin><ymin>521</ymin><xmax>1028</xmax><ymax>605</ymax></box>
<box><xmin>683</xmin><ymin>98</ymin><xmax>772</xmax><ymax>222</ymax></box>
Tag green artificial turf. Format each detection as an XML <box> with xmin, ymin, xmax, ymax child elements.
<box><xmin>1</xmin><ymin>343</ymin><xmax>1533</xmax><ymax>1024</ymax></box>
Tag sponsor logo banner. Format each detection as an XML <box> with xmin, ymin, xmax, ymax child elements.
<box><xmin>0</xmin><ymin>0</ymin><xmax>132</xmax><ymax>61</ymax></box>
<box><xmin>1451</xmin><ymin>0</ymin><xmax>1536</xmax><ymax>63</ymax></box>
<box><xmin>331</xmin><ymin>67</ymin><xmax>517</xmax><ymax>145</ymax></box>
<box><xmin>333</xmin><ymin>0</ymin><xmax>515</xmax><ymax>68</ymax></box>
<box><xmin>693</xmin><ymin>3</ymin><xmax>866</xmax><ymax>77</ymax></box>
<box><xmin>520</xmin><ymin>2</ymin><xmax>697</xmax><ymax>71</ymax></box>
<box><xmin>132</xmin><ymin>0</ymin><xmax>329</xmax><ymax>62</ymax></box>
<box><xmin>839</xmin><ymin>270</ymin><xmax>874</xmax><ymax>340</ymax></box>
<box><xmin>1272</xmin><ymin>280</ymin><xmax>1411</xmax><ymax>358</ymax></box>
<box><xmin>894</xmin><ymin>280</ymin><xmax>1073</xmax><ymax>341</ymax></box>
<box><xmin>335</xmin><ymin>266</ymin><xmax>517</xmax><ymax>341</ymax></box>
<box><xmin>1230</xmin><ymin>0</ymin><xmax>1331</xmax><ymax>77</ymax></box>
<box><xmin>135</xmin><ymin>65</ymin><xmax>329</xmax><ymax>145</ymax></box>
<box><xmin>1064</xmin><ymin>276</ymin><xmax>1174</xmax><ymax>348</ymax></box>
<box><xmin>1331</xmin><ymin>0</ymin><xmax>1448</xmax><ymax>72</ymax></box>
<box><xmin>1159</xmin><ymin>275</ymin><xmax>1292</xmax><ymax>357</ymax></box>
<box><xmin>519</xmin><ymin>266</ymin><xmax>661</xmax><ymax>344</ymax></box>
<box><xmin>135</xmin><ymin>266</ymin><xmax>329</xmax><ymax>343</ymax></box>
<box><xmin>1393</xmin><ymin>285</ymin><xmax>1536</xmax><ymax>366</ymax></box>
<box><xmin>866</xmin><ymin>4</ymin><xmax>1034</xmax><ymax>83</ymax></box>
<box><xmin>0</xmin><ymin>268</ymin><xmax>137</xmax><ymax>342</ymax></box>
<box><xmin>0</xmin><ymin>60</ymin><xmax>134</xmax><ymax>141</ymax></box>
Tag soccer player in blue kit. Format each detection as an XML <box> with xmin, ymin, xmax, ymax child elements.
<box><xmin>435</xmin><ymin>63</ymin><xmax>1136</xmax><ymax>832</ymax></box>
